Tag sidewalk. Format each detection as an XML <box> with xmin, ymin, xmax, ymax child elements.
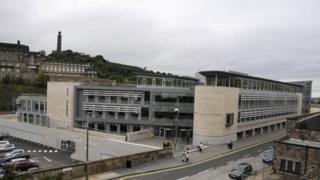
<box><xmin>88</xmin><ymin>129</ymin><xmax>286</xmax><ymax>180</ymax></box>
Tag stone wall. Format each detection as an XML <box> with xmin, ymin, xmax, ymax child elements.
<box><xmin>25</xmin><ymin>148</ymin><xmax>173</xmax><ymax>180</ymax></box>
<box><xmin>0</xmin><ymin>116</ymin><xmax>158</xmax><ymax>161</ymax></box>
<box><xmin>273</xmin><ymin>141</ymin><xmax>320</xmax><ymax>178</ymax></box>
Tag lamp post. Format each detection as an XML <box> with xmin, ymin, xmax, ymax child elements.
<box><xmin>85</xmin><ymin>111</ymin><xmax>92</xmax><ymax>180</ymax></box>
<box><xmin>173</xmin><ymin>108</ymin><xmax>179</xmax><ymax>151</ymax></box>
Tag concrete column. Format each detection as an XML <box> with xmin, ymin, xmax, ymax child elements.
<box><xmin>115</xmin><ymin>112</ymin><xmax>118</xmax><ymax>120</ymax></box>
<box><xmin>105</xmin><ymin>123</ymin><xmax>110</xmax><ymax>132</ymax></box>
<box><xmin>38</xmin><ymin>100</ymin><xmax>41</xmax><ymax>113</ymax></box>
<box><xmin>30</xmin><ymin>100</ymin><xmax>33</xmax><ymax>112</ymax></box>
<box><xmin>116</xmin><ymin>124</ymin><xmax>120</xmax><ymax>133</ymax></box>
<box><xmin>26</xmin><ymin>113</ymin><xmax>29</xmax><ymax>124</ymax></box>
<box><xmin>138</xmin><ymin>109</ymin><xmax>142</xmax><ymax>121</ymax></box>
<box><xmin>125</xmin><ymin>112</ymin><xmax>129</xmax><ymax>121</ymax></box>
<box><xmin>128</xmin><ymin>125</ymin><xmax>133</xmax><ymax>132</ymax></box>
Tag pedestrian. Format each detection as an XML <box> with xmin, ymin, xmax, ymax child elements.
<box><xmin>185</xmin><ymin>151</ymin><xmax>190</xmax><ymax>162</ymax></box>
<box><xmin>197</xmin><ymin>142</ymin><xmax>203</xmax><ymax>152</ymax></box>
<box><xmin>163</xmin><ymin>142</ymin><xmax>166</xmax><ymax>148</ymax></box>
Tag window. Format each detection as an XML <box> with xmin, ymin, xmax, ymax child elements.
<box><xmin>287</xmin><ymin>160</ymin><xmax>293</xmax><ymax>173</ymax></box>
<box><xmin>88</xmin><ymin>96</ymin><xmax>95</xmax><ymax>102</ymax></box>
<box><xmin>280</xmin><ymin>159</ymin><xmax>286</xmax><ymax>171</ymax></box>
<box><xmin>295</xmin><ymin>162</ymin><xmax>301</xmax><ymax>175</ymax></box>
<box><xmin>226</xmin><ymin>113</ymin><xmax>234</xmax><ymax>127</ymax></box>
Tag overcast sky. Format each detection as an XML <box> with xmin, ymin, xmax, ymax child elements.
<box><xmin>1</xmin><ymin>0</ymin><xmax>320</xmax><ymax>97</ymax></box>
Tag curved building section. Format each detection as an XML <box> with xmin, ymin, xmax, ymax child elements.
<box><xmin>193</xmin><ymin>86</ymin><xmax>239</xmax><ymax>145</ymax></box>
<box><xmin>193</xmin><ymin>71</ymin><xmax>305</xmax><ymax>145</ymax></box>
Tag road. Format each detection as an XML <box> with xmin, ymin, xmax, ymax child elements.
<box><xmin>123</xmin><ymin>141</ymin><xmax>273</xmax><ymax>180</ymax></box>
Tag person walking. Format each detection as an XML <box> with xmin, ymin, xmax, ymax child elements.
<box><xmin>185</xmin><ymin>151</ymin><xmax>190</xmax><ymax>162</ymax></box>
<box><xmin>197</xmin><ymin>142</ymin><xmax>203</xmax><ymax>152</ymax></box>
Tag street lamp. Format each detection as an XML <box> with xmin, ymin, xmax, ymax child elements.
<box><xmin>85</xmin><ymin>111</ymin><xmax>92</xmax><ymax>180</ymax></box>
<box><xmin>173</xmin><ymin>107</ymin><xmax>179</xmax><ymax>150</ymax></box>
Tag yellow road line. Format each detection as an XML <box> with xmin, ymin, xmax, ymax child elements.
<box><xmin>120</xmin><ymin>135</ymin><xmax>284</xmax><ymax>180</ymax></box>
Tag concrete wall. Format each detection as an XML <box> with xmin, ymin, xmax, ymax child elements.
<box><xmin>193</xmin><ymin>86</ymin><xmax>240</xmax><ymax>145</ymax></box>
<box><xmin>126</xmin><ymin>128</ymin><xmax>155</xmax><ymax>142</ymax></box>
<box><xmin>47</xmin><ymin>81</ymin><xmax>81</xmax><ymax>129</ymax></box>
<box><xmin>0</xmin><ymin>117</ymin><xmax>159</xmax><ymax>161</ymax></box>
<box><xmin>26</xmin><ymin>148</ymin><xmax>172</xmax><ymax>180</ymax></box>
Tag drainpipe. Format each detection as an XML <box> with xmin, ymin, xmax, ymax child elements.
<box><xmin>304</xmin><ymin>145</ymin><xmax>308</xmax><ymax>175</ymax></box>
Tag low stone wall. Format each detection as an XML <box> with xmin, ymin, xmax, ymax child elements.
<box><xmin>28</xmin><ymin>148</ymin><xmax>173</xmax><ymax>180</ymax></box>
<box><xmin>126</xmin><ymin>128</ymin><xmax>155</xmax><ymax>142</ymax></box>
<box><xmin>0</xmin><ymin>116</ymin><xmax>158</xmax><ymax>161</ymax></box>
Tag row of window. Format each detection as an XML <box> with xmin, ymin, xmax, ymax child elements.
<box><xmin>280</xmin><ymin>159</ymin><xmax>301</xmax><ymax>175</ymax></box>
<box><xmin>17</xmin><ymin>99</ymin><xmax>47</xmax><ymax>114</ymax></box>
<box><xmin>240</xmin><ymin>99</ymin><xmax>298</xmax><ymax>110</ymax></box>
<box><xmin>86</xmin><ymin>95</ymin><xmax>194</xmax><ymax>104</ymax></box>
<box><xmin>238</xmin><ymin>112</ymin><xmax>297</xmax><ymax>123</ymax></box>
<box><xmin>87</xmin><ymin>110</ymin><xmax>193</xmax><ymax>120</ymax></box>
<box><xmin>41</xmin><ymin>66</ymin><xmax>96</xmax><ymax>74</ymax></box>
<box><xmin>207</xmin><ymin>75</ymin><xmax>301</xmax><ymax>93</ymax></box>
<box><xmin>137</xmin><ymin>76</ymin><xmax>196</xmax><ymax>88</ymax></box>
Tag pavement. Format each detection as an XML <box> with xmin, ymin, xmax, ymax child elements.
<box><xmin>87</xmin><ymin>129</ymin><xmax>285</xmax><ymax>180</ymax></box>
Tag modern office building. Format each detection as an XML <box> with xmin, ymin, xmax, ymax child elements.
<box><xmin>273</xmin><ymin>113</ymin><xmax>320</xmax><ymax>179</ymax></box>
<box><xmin>74</xmin><ymin>73</ymin><xmax>196</xmax><ymax>138</ymax></box>
<box><xmin>16</xmin><ymin>95</ymin><xmax>49</xmax><ymax>127</ymax></box>
<box><xmin>193</xmin><ymin>71</ymin><xmax>308</xmax><ymax>145</ymax></box>
<box><xmin>16</xmin><ymin>73</ymin><xmax>197</xmax><ymax>138</ymax></box>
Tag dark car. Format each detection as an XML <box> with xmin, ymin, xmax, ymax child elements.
<box><xmin>262</xmin><ymin>150</ymin><xmax>273</xmax><ymax>164</ymax></box>
<box><xmin>0</xmin><ymin>149</ymin><xmax>30</xmax><ymax>165</ymax></box>
<box><xmin>12</xmin><ymin>160</ymin><xmax>39</xmax><ymax>172</ymax></box>
<box><xmin>229</xmin><ymin>162</ymin><xmax>253</xmax><ymax>179</ymax></box>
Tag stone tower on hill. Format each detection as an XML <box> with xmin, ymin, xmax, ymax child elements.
<box><xmin>57</xmin><ymin>31</ymin><xmax>62</xmax><ymax>53</ymax></box>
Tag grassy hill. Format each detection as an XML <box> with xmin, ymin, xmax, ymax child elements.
<box><xmin>46</xmin><ymin>50</ymin><xmax>148</xmax><ymax>83</ymax></box>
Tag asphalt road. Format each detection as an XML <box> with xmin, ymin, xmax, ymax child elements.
<box><xmin>0</xmin><ymin>137</ymin><xmax>79</xmax><ymax>169</ymax></box>
<box><xmin>125</xmin><ymin>141</ymin><xmax>273</xmax><ymax>180</ymax></box>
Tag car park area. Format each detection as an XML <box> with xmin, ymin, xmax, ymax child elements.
<box><xmin>0</xmin><ymin>136</ymin><xmax>79</xmax><ymax>172</ymax></box>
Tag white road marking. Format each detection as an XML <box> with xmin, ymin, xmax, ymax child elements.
<box><xmin>198</xmin><ymin>169</ymin><xmax>209</xmax><ymax>174</ymax></box>
<box><xmin>43</xmin><ymin>156</ymin><xmax>52</xmax><ymax>162</ymax></box>
<box><xmin>177</xmin><ymin>176</ymin><xmax>190</xmax><ymax>180</ymax></box>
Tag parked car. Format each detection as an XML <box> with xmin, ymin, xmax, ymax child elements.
<box><xmin>0</xmin><ymin>144</ymin><xmax>15</xmax><ymax>152</ymax></box>
<box><xmin>12</xmin><ymin>160</ymin><xmax>39</xmax><ymax>172</ymax></box>
<box><xmin>10</xmin><ymin>158</ymin><xmax>26</xmax><ymax>164</ymax></box>
<box><xmin>262</xmin><ymin>150</ymin><xmax>273</xmax><ymax>164</ymax></box>
<box><xmin>0</xmin><ymin>149</ymin><xmax>30</xmax><ymax>164</ymax></box>
<box><xmin>0</xmin><ymin>167</ymin><xmax>5</xmax><ymax>178</ymax></box>
<box><xmin>0</xmin><ymin>141</ymin><xmax>9</xmax><ymax>147</ymax></box>
<box><xmin>229</xmin><ymin>162</ymin><xmax>253</xmax><ymax>179</ymax></box>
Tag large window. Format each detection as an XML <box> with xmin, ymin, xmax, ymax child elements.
<box><xmin>226</xmin><ymin>113</ymin><xmax>234</xmax><ymax>127</ymax></box>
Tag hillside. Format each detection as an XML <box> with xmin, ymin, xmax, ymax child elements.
<box><xmin>46</xmin><ymin>50</ymin><xmax>148</xmax><ymax>83</ymax></box>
